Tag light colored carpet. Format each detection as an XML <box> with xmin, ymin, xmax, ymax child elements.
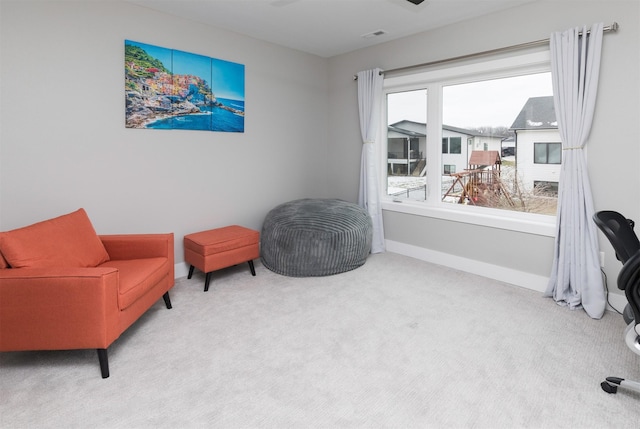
<box><xmin>1</xmin><ymin>252</ymin><xmax>638</xmax><ymax>428</ymax></box>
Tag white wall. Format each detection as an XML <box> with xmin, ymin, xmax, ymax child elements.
<box><xmin>327</xmin><ymin>0</ymin><xmax>640</xmax><ymax>300</ymax></box>
<box><xmin>0</xmin><ymin>1</ymin><xmax>330</xmax><ymax>265</ymax></box>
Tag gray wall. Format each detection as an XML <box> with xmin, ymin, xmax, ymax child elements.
<box><xmin>0</xmin><ymin>1</ymin><xmax>330</xmax><ymax>267</ymax></box>
<box><xmin>2</xmin><ymin>1</ymin><xmax>639</xmax><ymax>300</ymax></box>
<box><xmin>328</xmin><ymin>0</ymin><xmax>640</xmax><ymax>300</ymax></box>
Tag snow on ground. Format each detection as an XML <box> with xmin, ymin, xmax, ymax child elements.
<box><xmin>387</xmin><ymin>176</ymin><xmax>427</xmax><ymax>195</ymax></box>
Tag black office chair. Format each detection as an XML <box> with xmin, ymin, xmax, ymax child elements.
<box><xmin>593</xmin><ymin>210</ymin><xmax>640</xmax><ymax>394</ymax></box>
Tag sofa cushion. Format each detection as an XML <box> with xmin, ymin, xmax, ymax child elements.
<box><xmin>0</xmin><ymin>208</ymin><xmax>110</xmax><ymax>269</ymax></box>
<box><xmin>98</xmin><ymin>257</ymin><xmax>169</xmax><ymax>310</ymax></box>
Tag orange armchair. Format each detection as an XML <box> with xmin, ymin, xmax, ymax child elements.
<box><xmin>0</xmin><ymin>209</ymin><xmax>175</xmax><ymax>378</ymax></box>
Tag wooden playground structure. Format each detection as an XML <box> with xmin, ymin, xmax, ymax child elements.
<box><xmin>442</xmin><ymin>150</ymin><xmax>515</xmax><ymax>207</ymax></box>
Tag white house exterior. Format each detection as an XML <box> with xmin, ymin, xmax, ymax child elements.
<box><xmin>440</xmin><ymin>127</ymin><xmax>471</xmax><ymax>175</ymax></box>
<box><xmin>442</xmin><ymin>125</ymin><xmax>503</xmax><ymax>174</ymax></box>
<box><xmin>388</xmin><ymin>121</ymin><xmax>426</xmax><ymax>176</ymax></box>
<box><xmin>510</xmin><ymin>96</ymin><xmax>561</xmax><ymax>194</ymax></box>
<box><xmin>388</xmin><ymin>121</ymin><xmax>504</xmax><ymax>176</ymax></box>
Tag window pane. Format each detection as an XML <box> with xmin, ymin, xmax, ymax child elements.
<box><xmin>534</xmin><ymin>143</ymin><xmax>547</xmax><ymax>163</ymax></box>
<box><xmin>548</xmin><ymin>143</ymin><xmax>561</xmax><ymax>164</ymax></box>
<box><xmin>450</xmin><ymin>137</ymin><xmax>462</xmax><ymax>154</ymax></box>
<box><xmin>441</xmin><ymin>72</ymin><xmax>556</xmax><ymax>214</ymax></box>
<box><xmin>386</xmin><ymin>89</ymin><xmax>427</xmax><ymax>201</ymax></box>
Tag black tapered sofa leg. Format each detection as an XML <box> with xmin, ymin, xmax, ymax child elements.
<box><xmin>97</xmin><ymin>348</ymin><xmax>109</xmax><ymax>379</ymax></box>
<box><xmin>96</xmin><ymin>293</ymin><xmax>170</xmax><ymax>379</ymax></box>
<box><xmin>162</xmin><ymin>292</ymin><xmax>172</xmax><ymax>309</ymax></box>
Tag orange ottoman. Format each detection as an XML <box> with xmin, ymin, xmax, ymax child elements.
<box><xmin>184</xmin><ymin>225</ymin><xmax>260</xmax><ymax>292</ymax></box>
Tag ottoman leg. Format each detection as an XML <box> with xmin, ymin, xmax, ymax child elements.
<box><xmin>187</xmin><ymin>265</ymin><xmax>195</xmax><ymax>279</ymax></box>
<box><xmin>204</xmin><ymin>272</ymin><xmax>212</xmax><ymax>292</ymax></box>
<box><xmin>248</xmin><ymin>260</ymin><xmax>256</xmax><ymax>276</ymax></box>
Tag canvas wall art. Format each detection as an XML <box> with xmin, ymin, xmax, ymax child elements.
<box><xmin>125</xmin><ymin>40</ymin><xmax>245</xmax><ymax>132</ymax></box>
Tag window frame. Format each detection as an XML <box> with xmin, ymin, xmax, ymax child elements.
<box><xmin>380</xmin><ymin>51</ymin><xmax>556</xmax><ymax>237</ymax></box>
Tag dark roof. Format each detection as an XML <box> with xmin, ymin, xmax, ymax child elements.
<box><xmin>443</xmin><ymin>124</ymin><xmax>480</xmax><ymax>137</ymax></box>
<box><xmin>510</xmin><ymin>96</ymin><xmax>557</xmax><ymax>130</ymax></box>
<box><xmin>388</xmin><ymin>125</ymin><xmax>424</xmax><ymax>137</ymax></box>
<box><xmin>390</xmin><ymin>120</ymin><xmax>424</xmax><ymax>129</ymax></box>
<box><xmin>388</xmin><ymin>120</ymin><xmax>425</xmax><ymax>137</ymax></box>
<box><xmin>389</xmin><ymin>120</ymin><xmax>480</xmax><ymax>137</ymax></box>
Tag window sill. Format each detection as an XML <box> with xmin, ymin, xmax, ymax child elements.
<box><xmin>381</xmin><ymin>199</ymin><xmax>556</xmax><ymax>237</ymax></box>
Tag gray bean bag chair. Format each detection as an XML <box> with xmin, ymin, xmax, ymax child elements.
<box><xmin>260</xmin><ymin>198</ymin><xmax>373</xmax><ymax>277</ymax></box>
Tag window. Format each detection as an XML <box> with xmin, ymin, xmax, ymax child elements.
<box><xmin>442</xmin><ymin>137</ymin><xmax>462</xmax><ymax>154</ymax></box>
<box><xmin>534</xmin><ymin>180</ymin><xmax>559</xmax><ymax>196</ymax></box>
<box><xmin>383</xmin><ymin>51</ymin><xmax>558</xmax><ymax>235</ymax></box>
<box><xmin>534</xmin><ymin>142</ymin><xmax>561</xmax><ymax>164</ymax></box>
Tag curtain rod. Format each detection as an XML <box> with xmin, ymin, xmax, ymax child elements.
<box><xmin>353</xmin><ymin>22</ymin><xmax>618</xmax><ymax>80</ymax></box>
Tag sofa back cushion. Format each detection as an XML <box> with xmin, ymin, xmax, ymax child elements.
<box><xmin>0</xmin><ymin>208</ymin><xmax>110</xmax><ymax>268</ymax></box>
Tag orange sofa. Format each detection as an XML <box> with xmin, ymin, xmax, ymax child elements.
<box><xmin>0</xmin><ymin>209</ymin><xmax>175</xmax><ymax>378</ymax></box>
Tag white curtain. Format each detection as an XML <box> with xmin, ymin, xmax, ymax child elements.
<box><xmin>356</xmin><ymin>68</ymin><xmax>385</xmax><ymax>253</ymax></box>
<box><xmin>545</xmin><ymin>23</ymin><xmax>605</xmax><ymax>319</ymax></box>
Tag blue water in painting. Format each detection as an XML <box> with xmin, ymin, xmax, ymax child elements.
<box><xmin>148</xmin><ymin>98</ymin><xmax>244</xmax><ymax>132</ymax></box>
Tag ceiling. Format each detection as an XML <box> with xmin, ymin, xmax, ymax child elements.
<box><xmin>127</xmin><ymin>0</ymin><xmax>537</xmax><ymax>58</ymax></box>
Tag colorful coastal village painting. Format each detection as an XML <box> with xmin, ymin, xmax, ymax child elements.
<box><xmin>125</xmin><ymin>40</ymin><xmax>245</xmax><ymax>132</ymax></box>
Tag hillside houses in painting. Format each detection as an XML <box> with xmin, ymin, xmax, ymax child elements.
<box><xmin>124</xmin><ymin>42</ymin><xmax>244</xmax><ymax>131</ymax></box>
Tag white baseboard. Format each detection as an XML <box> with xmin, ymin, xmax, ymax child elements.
<box><xmin>604</xmin><ymin>286</ymin><xmax>629</xmax><ymax>315</ymax></box>
<box><xmin>385</xmin><ymin>239</ymin><xmax>628</xmax><ymax>314</ymax></box>
<box><xmin>175</xmin><ymin>262</ymin><xmax>190</xmax><ymax>279</ymax></box>
<box><xmin>173</xmin><ymin>244</ymin><xmax>628</xmax><ymax>314</ymax></box>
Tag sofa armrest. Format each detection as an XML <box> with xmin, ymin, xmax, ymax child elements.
<box><xmin>100</xmin><ymin>233</ymin><xmax>174</xmax><ymax>261</ymax></box>
<box><xmin>0</xmin><ymin>267</ymin><xmax>121</xmax><ymax>351</ymax></box>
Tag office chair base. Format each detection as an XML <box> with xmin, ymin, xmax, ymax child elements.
<box><xmin>601</xmin><ymin>377</ymin><xmax>640</xmax><ymax>394</ymax></box>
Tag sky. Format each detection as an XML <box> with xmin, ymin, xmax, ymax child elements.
<box><xmin>387</xmin><ymin>72</ymin><xmax>553</xmax><ymax>129</ymax></box>
<box><xmin>126</xmin><ymin>40</ymin><xmax>245</xmax><ymax>101</ymax></box>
